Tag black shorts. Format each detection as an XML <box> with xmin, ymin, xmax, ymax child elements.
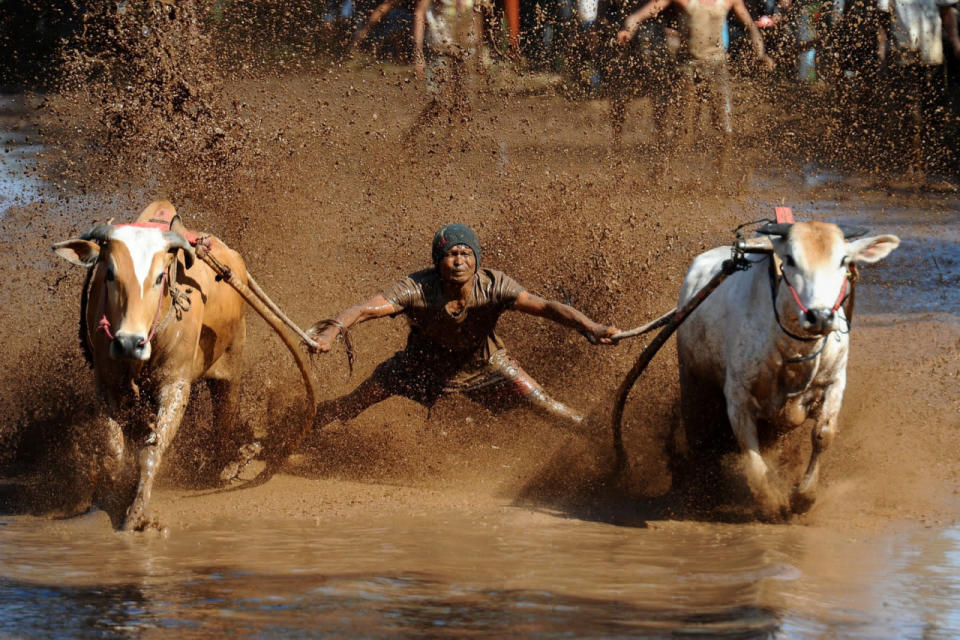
<box><xmin>370</xmin><ymin>350</ymin><xmax>544</xmax><ymax>412</ymax></box>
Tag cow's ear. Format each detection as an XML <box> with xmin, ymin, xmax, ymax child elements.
<box><xmin>846</xmin><ymin>234</ymin><xmax>900</xmax><ymax>264</ymax></box>
<box><xmin>52</xmin><ymin>239</ymin><xmax>100</xmax><ymax>267</ymax></box>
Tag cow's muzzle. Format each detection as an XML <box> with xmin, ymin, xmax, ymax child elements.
<box><xmin>110</xmin><ymin>332</ymin><xmax>152</xmax><ymax>361</ymax></box>
<box><xmin>800</xmin><ymin>308</ymin><xmax>836</xmax><ymax>334</ymax></box>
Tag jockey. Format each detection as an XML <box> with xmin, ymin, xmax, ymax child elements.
<box><xmin>307</xmin><ymin>223</ymin><xmax>620</xmax><ymax>430</ymax></box>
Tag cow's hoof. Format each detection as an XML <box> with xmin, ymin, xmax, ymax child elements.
<box><xmin>754</xmin><ymin>489</ymin><xmax>790</xmax><ymax>523</ymax></box>
<box><xmin>121</xmin><ymin>504</ymin><xmax>149</xmax><ymax>532</ymax></box>
<box><xmin>219</xmin><ymin>441</ymin><xmax>263</xmax><ymax>484</ymax></box>
<box><xmin>121</xmin><ymin>512</ymin><xmax>165</xmax><ymax>533</ymax></box>
<box><xmin>121</xmin><ymin>517</ymin><xmax>145</xmax><ymax>532</ymax></box>
<box><xmin>790</xmin><ymin>488</ymin><xmax>816</xmax><ymax>514</ymax></box>
<box><xmin>756</xmin><ymin>505</ymin><xmax>789</xmax><ymax>523</ymax></box>
<box><xmin>219</xmin><ymin>461</ymin><xmax>241</xmax><ymax>483</ymax></box>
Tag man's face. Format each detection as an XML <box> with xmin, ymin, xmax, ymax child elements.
<box><xmin>438</xmin><ymin>245</ymin><xmax>476</xmax><ymax>285</ymax></box>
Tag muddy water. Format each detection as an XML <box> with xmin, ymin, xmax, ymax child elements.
<box><xmin>0</xmin><ymin>94</ymin><xmax>45</xmax><ymax>220</ymax></box>
<box><xmin>1</xmin><ymin>505</ymin><xmax>959</xmax><ymax>637</ymax></box>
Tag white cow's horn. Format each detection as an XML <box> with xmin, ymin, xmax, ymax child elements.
<box><xmin>836</xmin><ymin>224</ymin><xmax>869</xmax><ymax>239</ymax></box>
<box><xmin>757</xmin><ymin>222</ymin><xmax>793</xmax><ymax>237</ymax></box>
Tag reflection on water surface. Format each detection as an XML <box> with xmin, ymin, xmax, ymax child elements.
<box><xmin>1</xmin><ymin>509</ymin><xmax>958</xmax><ymax>638</ymax></box>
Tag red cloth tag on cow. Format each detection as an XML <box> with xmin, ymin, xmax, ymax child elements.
<box><xmin>775</xmin><ymin>206</ymin><xmax>794</xmax><ymax>224</ymax></box>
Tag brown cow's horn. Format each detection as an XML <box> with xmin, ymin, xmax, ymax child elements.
<box><xmin>757</xmin><ymin>222</ymin><xmax>793</xmax><ymax>237</ymax></box>
<box><xmin>168</xmin><ymin>213</ymin><xmax>187</xmax><ymax>235</ymax></box>
<box><xmin>163</xmin><ymin>231</ymin><xmax>196</xmax><ymax>269</ymax></box>
<box><xmin>80</xmin><ymin>225</ymin><xmax>115</xmax><ymax>243</ymax></box>
<box><xmin>837</xmin><ymin>224</ymin><xmax>869</xmax><ymax>239</ymax></box>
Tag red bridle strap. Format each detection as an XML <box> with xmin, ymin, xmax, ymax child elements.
<box><xmin>781</xmin><ymin>271</ymin><xmax>849</xmax><ymax>315</ymax></box>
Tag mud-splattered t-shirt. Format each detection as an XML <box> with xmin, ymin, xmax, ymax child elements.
<box><xmin>382</xmin><ymin>267</ymin><xmax>526</xmax><ymax>376</ymax></box>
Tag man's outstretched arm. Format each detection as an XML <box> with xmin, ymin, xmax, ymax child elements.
<box><xmin>513</xmin><ymin>291</ymin><xmax>620</xmax><ymax>345</ymax></box>
<box><xmin>307</xmin><ymin>294</ymin><xmax>400</xmax><ymax>353</ymax></box>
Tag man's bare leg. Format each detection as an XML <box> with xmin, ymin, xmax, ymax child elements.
<box><xmin>707</xmin><ymin>65</ymin><xmax>734</xmax><ymax>178</ymax></box>
<box><xmin>524</xmin><ymin>387</ymin><xmax>585</xmax><ymax>426</ymax></box>
<box><xmin>404</xmin><ymin>98</ymin><xmax>444</xmax><ymax>143</ymax></box>
<box><xmin>486</xmin><ymin>352</ymin><xmax>584</xmax><ymax>427</ymax></box>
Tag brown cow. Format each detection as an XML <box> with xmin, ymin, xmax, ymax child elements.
<box><xmin>53</xmin><ymin>200</ymin><xmax>247</xmax><ymax>531</ymax></box>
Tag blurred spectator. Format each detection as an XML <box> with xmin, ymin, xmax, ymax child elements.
<box><xmin>565</xmin><ymin>0</ymin><xmax>627</xmax><ymax>94</ymax></box>
<box><xmin>406</xmin><ymin>0</ymin><xmax>489</xmax><ymax>139</ymax></box>
<box><xmin>617</xmin><ymin>0</ymin><xmax>775</xmax><ymax>170</ymax></box>
<box><xmin>877</xmin><ymin>0</ymin><xmax>960</xmax><ymax>173</ymax></box>
<box><xmin>608</xmin><ymin>3</ymin><xmax>685</xmax><ymax>148</ymax></box>
<box><xmin>817</xmin><ymin>0</ymin><xmax>889</xmax><ymax>142</ymax></box>
<box><xmin>794</xmin><ymin>0</ymin><xmax>824</xmax><ymax>80</ymax></box>
<box><xmin>823</xmin><ymin>0</ymin><xmax>888</xmax><ymax>79</ymax></box>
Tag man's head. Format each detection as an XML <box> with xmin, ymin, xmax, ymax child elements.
<box><xmin>432</xmin><ymin>224</ymin><xmax>481</xmax><ymax>269</ymax></box>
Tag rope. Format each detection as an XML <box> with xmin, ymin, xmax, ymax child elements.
<box><xmin>247</xmin><ymin>273</ymin><xmax>319</xmax><ymax>348</ymax></box>
<box><xmin>308</xmin><ymin>318</ymin><xmax>355</xmax><ymax>374</ymax></box>
<box><xmin>767</xmin><ymin>257</ymin><xmax>823</xmax><ymax>343</ymax></box>
<box><xmin>609</xmin><ymin>308</ymin><xmax>675</xmax><ymax>342</ymax></box>
<box><xmin>142</xmin><ymin>272</ymin><xmax>165</xmax><ymax>345</ymax></box>
<box><xmin>612</xmin><ymin>257</ymin><xmax>744</xmax><ymax>469</ymax></box>
<box><xmin>79</xmin><ymin>266</ymin><xmax>95</xmax><ymax>368</ymax></box>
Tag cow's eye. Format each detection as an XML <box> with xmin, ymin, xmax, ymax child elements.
<box><xmin>155</xmin><ymin>272</ymin><xmax>164</xmax><ymax>286</ymax></box>
<box><xmin>105</xmin><ymin>267</ymin><xmax>115</xmax><ymax>282</ymax></box>
<box><xmin>840</xmin><ymin>255</ymin><xmax>848</xmax><ymax>267</ymax></box>
<box><xmin>784</xmin><ymin>255</ymin><xmax>796</xmax><ymax>268</ymax></box>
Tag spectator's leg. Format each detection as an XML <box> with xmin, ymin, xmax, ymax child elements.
<box><xmin>611</xmin><ymin>93</ymin><xmax>626</xmax><ymax>149</ymax></box>
<box><xmin>403</xmin><ymin>55</ymin><xmax>449</xmax><ymax>141</ymax></box>
<box><xmin>677</xmin><ymin>64</ymin><xmax>699</xmax><ymax>149</ymax></box>
<box><xmin>902</xmin><ymin>64</ymin><xmax>926</xmax><ymax>174</ymax></box>
<box><xmin>918</xmin><ymin>64</ymin><xmax>947</xmax><ymax>173</ymax></box>
<box><xmin>652</xmin><ymin>46</ymin><xmax>683</xmax><ymax>154</ymax></box>
<box><xmin>706</xmin><ymin>62</ymin><xmax>734</xmax><ymax>174</ymax></box>
<box><xmin>450</xmin><ymin>55</ymin><xmax>470</xmax><ymax>117</ymax></box>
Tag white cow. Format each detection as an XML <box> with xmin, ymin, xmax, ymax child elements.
<box><xmin>675</xmin><ymin>221</ymin><xmax>899</xmax><ymax>519</ymax></box>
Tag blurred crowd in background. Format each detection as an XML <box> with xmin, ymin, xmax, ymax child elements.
<box><xmin>1</xmin><ymin>0</ymin><xmax>958</xmax><ymax>175</ymax></box>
